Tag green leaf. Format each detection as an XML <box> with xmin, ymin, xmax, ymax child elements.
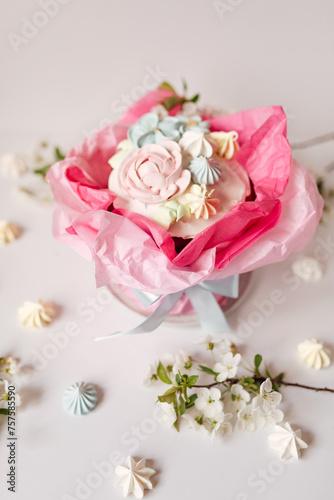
<box><xmin>178</xmin><ymin>394</ymin><xmax>186</xmax><ymax>415</ymax></box>
<box><xmin>157</xmin><ymin>362</ymin><xmax>172</xmax><ymax>384</ymax></box>
<box><xmin>199</xmin><ymin>365</ymin><xmax>218</xmax><ymax>376</ymax></box>
<box><xmin>265</xmin><ymin>365</ymin><xmax>272</xmax><ymax>379</ymax></box>
<box><xmin>276</xmin><ymin>372</ymin><xmax>285</xmax><ymax>381</ymax></box>
<box><xmin>243</xmin><ymin>377</ymin><xmax>255</xmax><ymax>384</ymax></box>
<box><xmin>162</xmin><ymin>96</ymin><xmax>182</xmax><ymax>111</ymax></box>
<box><xmin>175</xmin><ymin>374</ymin><xmax>182</xmax><ymax>386</ymax></box>
<box><xmin>185</xmin><ymin>393</ymin><xmax>198</xmax><ymax>409</ymax></box>
<box><xmin>182</xmin><ymin>386</ymin><xmax>189</xmax><ymax>403</ymax></box>
<box><xmin>34</xmin><ymin>164</ymin><xmax>52</xmax><ymax>178</ymax></box>
<box><xmin>189</xmin><ymin>93</ymin><xmax>200</xmax><ymax>103</ymax></box>
<box><xmin>55</xmin><ymin>146</ymin><xmax>65</xmax><ymax>161</ymax></box>
<box><xmin>159</xmin><ymin>81</ymin><xmax>176</xmax><ymax>93</ymax></box>
<box><xmin>254</xmin><ymin>354</ymin><xmax>262</xmax><ymax>370</ymax></box>
<box><xmin>182</xmin><ymin>78</ymin><xmax>188</xmax><ymax>94</ymax></box>
<box><xmin>187</xmin><ymin>375</ymin><xmax>199</xmax><ymax>387</ymax></box>
<box><xmin>157</xmin><ymin>393</ymin><xmax>176</xmax><ymax>405</ymax></box>
<box><xmin>0</xmin><ymin>408</ymin><xmax>9</xmax><ymax>415</ymax></box>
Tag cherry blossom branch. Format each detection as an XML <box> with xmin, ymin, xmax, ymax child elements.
<box><xmin>193</xmin><ymin>377</ymin><xmax>334</xmax><ymax>393</ymax></box>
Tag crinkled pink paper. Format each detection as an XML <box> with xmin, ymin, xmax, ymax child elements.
<box><xmin>46</xmin><ymin>89</ymin><xmax>323</xmax><ymax>295</ymax></box>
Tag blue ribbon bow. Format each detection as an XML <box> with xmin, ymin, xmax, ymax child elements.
<box><xmin>94</xmin><ymin>275</ymin><xmax>239</xmax><ymax>341</ymax></box>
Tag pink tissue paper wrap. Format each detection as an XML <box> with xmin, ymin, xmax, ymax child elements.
<box><xmin>46</xmin><ymin>89</ymin><xmax>323</xmax><ymax>298</ymax></box>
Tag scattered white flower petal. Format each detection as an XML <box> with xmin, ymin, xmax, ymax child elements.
<box><xmin>195</xmin><ymin>387</ymin><xmax>223</xmax><ymax>418</ymax></box>
<box><xmin>237</xmin><ymin>405</ymin><xmax>265</xmax><ymax>432</ymax></box>
<box><xmin>18</xmin><ymin>300</ymin><xmax>55</xmax><ymax>328</ymax></box>
<box><xmin>298</xmin><ymin>339</ymin><xmax>331</xmax><ymax>369</ymax></box>
<box><xmin>1</xmin><ymin>153</ymin><xmax>28</xmax><ymax>178</ymax></box>
<box><xmin>157</xmin><ymin>402</ymin><xmax>177</xmax><ymax>428</ymax></box>
<box><xmin>214</xmin><ymin>352</ymin><xmax>241</xmax><ymax>382</ymax></box>
<box><xmin>292</xmin><ymin>257</ymin><xmax>323</xmax><ymax>282</ymax></box>
<box><xmin>253</xmin><ymin>378</ymin><xmax>282</xmax><ymax>413</ymax></box>
<box><xmin>230</xmin><ymin>383</ymin><xmax>250</xmax><ymax>411</ymax></box>
<box><xmin>0</xmin><ymin>220</ymin><xmax>19</xmax><ymax>245</ymax></box>
<box><xmin>268</xmin><ymin>423</ymin><xmax>308</xmax><ymax>461</ymax></box>
<box><xmin>115</xmin><ymin>456</ymin><xmax>156</xmax><ymax>499</ymax></box>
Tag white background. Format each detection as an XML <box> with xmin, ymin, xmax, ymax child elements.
<box><xmin>1</xmin><ymin>1</ymin><xmax>334</xmax><ymax>499</ymax></box>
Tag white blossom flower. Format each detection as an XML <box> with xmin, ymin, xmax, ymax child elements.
<box><xmin>2</xmin><ymin>356</ymin><xmax>19</xmax><ymax>376</ymax></box>
<box><xmin>261</xmin><ymin>408</ymin><xmax>284</xmax><ymax>428</ymax></box>
<box><xmin>151</xmin><ymin>104</ymin><xmax>169</xmax><ymax>119</ymax></box>
<box><xmin>292</xmin><ymin>257</ymin><xmax>323</xmax><ymax>282</ymax></box>
<box><xmin>157</xmin><ymin>402</ymin><xmax>177</xmax><ymax>428</ymax></box>
<box><xmin>180</xmin><ymin>102</ymin><xmax>199</xmax><ymax>117</ymax></box>
<box><xmin>213</xmin><ymin>352</ymin><xmax>241</xmax><ymax>382</ymax></box>
<box><xmin>252</xmin><ymin>378</ymin><xmax>282</xmax><ymax>413</ymax></box>
<box><xmin>172</xmin><ymin>350</ymin><xmax>193</xmax><ymax>376</ymax></box>
<box><xmin>194</xmin><ymin>334</ymin><xmax>232</xmax><ymax>352</ymax></box>
<box><xmin>0</xmin><ymin>380</ymin><xmax>21</xmax><ymax>407</ymax></box>
<box><xmin>200</xmin><ymin>104</ymin><xmax>227</xmax><ymax>118</ymax></box>
<box><xmin>195</xmin><ymin>387</ymin><xmax>223</xmax><ymax>418</ymax></box>
<box><xmin>206</xmin><ymin>411</ymin><xmax>233</xmax><ymax>441</ymax></box>
<box><xmin>237</xmin><ymin>405</ymin><xmax>265</xmax><ymax>432</ymax></box>
<box><xmin>268</xmin><ymin>423</ymin><xmax>308</xmax><ymax>461</ymax></box>
<box><xmin>182</xmin><ymin>408</ymin><xmax>210</xmax><ymax>436</ymax></box>
<box><xmin>230</xmin><ymin>384</ymin><xmax>250</xmax><ymax>411</ymax></box>
<box><xmin>31</xmin><ymin>140</ymin><xmax>56</xmax><ymax>168</ymax></box>
<box><xmin>1</xmin><ymin>153</ymin><xmax>28</xmax><ymax>178</ymax></box>
<box><xmin>142</xmin><ymin>360</ymin><xmax>159</xmax><ymax>386</ymax></box>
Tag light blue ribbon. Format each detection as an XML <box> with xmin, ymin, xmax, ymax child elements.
<box><xmin>94</xmin><ymin>275</ymin><xmax>239</xmax><ymax>340</ymax></box>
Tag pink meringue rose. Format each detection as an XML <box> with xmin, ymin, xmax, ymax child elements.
<box><xmin>118</xmin><ymin>141</ymin><xmax>191</xmax><ymax>204</ymax></box>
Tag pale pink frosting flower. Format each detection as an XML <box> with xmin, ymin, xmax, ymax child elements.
<box><xmin>118</xmin><ymin>141</ymin><xmax>191</xmax><ymax>204</ymax></box>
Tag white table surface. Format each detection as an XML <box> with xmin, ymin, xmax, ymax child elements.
<box><xmin>1</xmin><ymin>1</ymin><xmax>334</xmax><ymax>499</ymax></box>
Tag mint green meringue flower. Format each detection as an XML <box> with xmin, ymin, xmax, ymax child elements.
<box><xmin>153</xmin><ymin>200</ymin><xmax>191</xmax><ymax>230</ymax></box>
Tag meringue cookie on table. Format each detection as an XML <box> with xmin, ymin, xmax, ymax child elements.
<box><xmin>298</xmin><ymin>338</ymin><xmax>331</xmax><ymax>369</ymax></box>
<box><xmin>18</xmin><ymin>300</ymin><xmax>55</xmax><ymax>328</ymax></box>
<box><xmin>0</xmin><ymin>220</ymin><xmax>19</xmax><ymax>245</ymax></box>
<box><xmin>292</xmin><ymin>257</ymin><xmax>323</xmax><ymax>282</ymax></box>
<box><xmin>115</xmin><ymin>456</ymin><xmax>156</xmax><ymax>499</ymax></box>
<box><xmin>268</xmin><ymin>422</ymin><xmax>308</xmax><ymax>461</ymax></box>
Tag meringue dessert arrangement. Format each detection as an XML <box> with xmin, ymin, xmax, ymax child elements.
<box><xmin>108</xmin><ymin>113</ymin><xmax>250</xmax><ymax>239</ymax></box>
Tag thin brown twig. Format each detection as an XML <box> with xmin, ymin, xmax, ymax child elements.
<box><xmin>193</xmin><ymin>377</ymin><xmax>334</xmax><ymax>394</ymax></box>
